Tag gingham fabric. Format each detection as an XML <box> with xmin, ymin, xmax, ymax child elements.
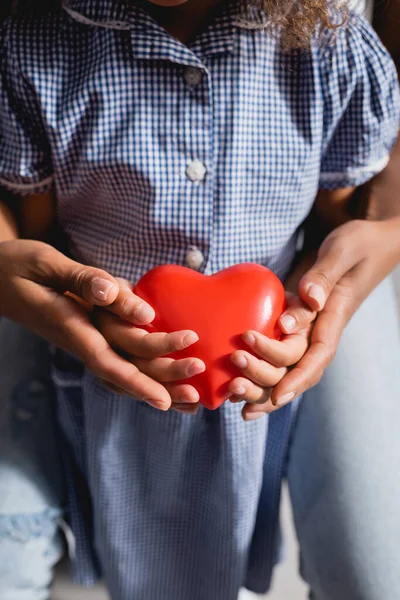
<box><xmin>0</xmin><ymin>2</ymin><xmax>399</xmax><ymax>598</ymax></box>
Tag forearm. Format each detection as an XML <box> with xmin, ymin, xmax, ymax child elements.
<box><xmin>374</xmin><ymin>0</ymin><xmax>400</xmax><ymax>77</ymax></box>
<box><xmin>0</xmin><ymin>199</ymin><xmax>18</xmax><ymax>242</ymax></box>
<box><xmin>356</xmin><ymin>135</ymin><xmax>400</xmax><ymax>221</ymax></box>
<box><xmin>0</xmin><ymin>189</ymin><xmax>56</xmax><ymax>243</ymax></box>
<box><xmin>289</xmin><ymin>138</ymin><xmax>400</xmax><ymax>289</ymax></box>
<box><xmin>368</xmin><ymin>0</ymin><xmax>400</xmax><ymax>220</ymax></box>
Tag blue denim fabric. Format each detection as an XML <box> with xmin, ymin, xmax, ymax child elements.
<box><xmin>289</xmin><ymin>277</ymin><xmax>400</xmax><ymax>600</ymax></box>
<box><xmin>0</xmin><ymin>320</ymin><xmax>64</xmax><ymax>600</ymax></box>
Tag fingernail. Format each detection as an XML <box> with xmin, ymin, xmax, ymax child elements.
<box><xmin>232</xmin><ymin>355</ymin><xmax>248</xmax><ymax>369</ymax></box>
<box><xmin>276</xmin><ymin>392</ymin><xmax>296</xmax><ymax>407</ymax></box>
<box><xmin>179</xmin><ymin>396</ymin><xmax>199</xmax><ymax>404</ymax></box>
<box><xmin>230</xmin><ymin>397</ymin><xmax>244</xmax><ymax>404</ymax></box>
<box><xmin>243</xmin><ymin>332</ymin><xmax>256</xmax><ymax>347</ymax></box>
<box><xmin>135</xmin><ymin>303</ymin><xmax>155</xmax><ymax>324</ymax></box>
<box><xmin>174</xmin><ymin>406</ymin><xmax>199</xmax><ymax>415</ymax></box>
<box><xmin>144</xmin><ymin>398</ymin><xmax>169</xmax><ymax>411</ymax></box>
<box><xmin>91</xmin><ymin>278</ymin><xmax>116</xmax><ymax>303</ymax></box>
<box><xmin>244</xmin><ymin>412</ymin><xmax>265</xmax><ymax>421</ymax></box>
<box><xmin>183</xmin><ymin>332</ymin><xmax>199</xmax><ymax>347</ymax></box>
<box><xmin>307</xmin><ymin>285</ymin><xmax>325</xmax><ymax>310</ymax></box>
<box><xmin>187</xmin><ymin>361</ymin><xmax>206</xmax><ymax>377</ymax></box>
<box><xmin>280</xmin><ymin>315</ymin><xmax>297</xmax><ymax>333</ymax></box>
<box><xmin>231</xmin><ymin>385</ymin><xmax>246</xmax><ymax>396</ymax></box>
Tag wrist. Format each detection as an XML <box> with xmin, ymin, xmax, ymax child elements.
<box><xmin>381</xmin><ymin>216</ymin><xmax>400</xmax><ymax>262</ymax></box>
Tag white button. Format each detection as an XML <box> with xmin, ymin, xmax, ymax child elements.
<box><xmin>184</xmin><ymin>67</ymin><xmax>203</xmax><ymax>86</ymax></box>
<box><xmin>186</xmin><ymin>160</ymin><xmax>207</xmax><ymax>183</ymax></box>
<box><xmin>185</xmin><ymin>246</ymin><xmax>204</xmax><ymax>270</ymax></box>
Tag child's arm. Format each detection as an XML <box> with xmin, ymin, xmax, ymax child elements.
<box><xmin>0</xmin><ymin>193</ymin><xmax>203</xmax><ymax>410</ymax></box>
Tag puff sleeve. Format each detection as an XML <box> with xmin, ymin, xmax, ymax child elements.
<box><xmin>318</xmin><ymin>14</ymin><xmax>400</xmax><ymax>190</ymax></box>
<box><xmin>0</xmin><ymin>18</ymin><xmax>53</xmax><ymax>195</ymax></box>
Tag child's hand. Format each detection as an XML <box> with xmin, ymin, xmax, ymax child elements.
<box><xmin>228</xmin><ymin>294</ymin><xmax>316</xmax><ymax>421</ymax></box>
<box><xmin>0</xmin><ymin>239</ymin><xmax>203</xmax><ymax>412</ymax></box>
<box><xmin>95</xmin><ymin>278</ymin><xmax>204</xmax><ymax>414</ymax></box>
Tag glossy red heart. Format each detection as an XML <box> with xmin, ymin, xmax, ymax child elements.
<box><xmin>133</xmin><ymin>263</ymin><xmax>286</xmax><ymax>410</ymax></box>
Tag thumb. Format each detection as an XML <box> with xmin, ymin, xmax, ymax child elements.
<box><xmin>28</xmin><ymin>244</ymin><xmax>119</xmax><ymax>307</ymax></box>
<box><xmin>298</xmin><ymin>235</ymin><xmax>362</xmax><ymax>311</ymax></box>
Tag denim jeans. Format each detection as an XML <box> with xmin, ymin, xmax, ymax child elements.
<box><xmin>0</xmin><ymin>277</ymin><xmax>399</xmax><ymax>600</ymax></box>
<box><xmin>0</xmin><ymin>320</ymin><xmax>64</xmax><ymax>600</ymax></box>
<box><xmin>288</xmin><ymin>276</ymin><xmax>400</xmax><ymax>600</ymax></box>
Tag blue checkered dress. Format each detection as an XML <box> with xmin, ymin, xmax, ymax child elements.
<box><xmin>0</xmin><ymin>1</ymin><xmax>399</xmax><ymax>598</ymax></box>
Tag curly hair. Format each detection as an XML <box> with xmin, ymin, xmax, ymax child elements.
<box><xmin>6</xmin><ymin>0</ymin><xmax>350</xmax><ymax>47</ymax></box>
<box><xmin>240</xmin><ymin>0</ymin><xmax>350</xmax><ymax>47</ymax></box>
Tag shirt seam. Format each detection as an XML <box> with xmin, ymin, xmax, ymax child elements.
<box><xmin>319</xmin><ymin>154</ymin><xmax>389</xmax><ymax>181</ymax></box>
<box><xmin>0</xmin><ymin>174</ymin><xmax>54</xmax><ymax>193</ymax></box>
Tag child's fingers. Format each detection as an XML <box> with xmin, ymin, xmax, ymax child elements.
<box><xmin>171</xmin><ymin>404</ymin><xmax>200</xmax><ymax>415</ymax></box>
<box><xmin>241</xmin><ymin>397</ymin><xmax>277</xmax><ymax>421</ymax></box>
<box><xmin>166</xmin><ymin>383</ymin><xmax>200</xmax><ymax>404</ymax></box>
<box><xmin>131</xmin><ymin>356</ymin><xmax>206</xmax><ymax>383</ymax></box>
<box><xmin>102</xmin><ymin>277</ymin><xmax>156</xmax><ymax>325</ymax></box>
<box><xmin>279</xmin><ymin>295</ymin><xmax>317</xmax><ymax>335</ymax></box>
<box><xmin>230</xmin><ymin>350</ymin><xmax>287</xmax><ymax>388</ymax></box>
<box><xmin>228</xmin><ymin>377</ymin><xmax>270</xmax><ymax>404</ymax></box>
<box><xmin>242</xmin><ymin>330</ymin><xmax>309</xmax><ymax>368</ymax></box>
<box><xmin>96</xmin><ymin>310</ymin><xmax>199</xmax><ymax>358</ymax></box>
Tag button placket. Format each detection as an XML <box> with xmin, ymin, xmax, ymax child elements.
<box><xmin>186</xmin><ymin>160</ymin><xmax>207</xmax><ymax>183</ymax></box>
<box><xmin>179</xmin><ymin>63</ymin><xmax>213</xmax><ymax>273</ymax></box>
<box><xmin>185</xmin><ymin>246</ymin><xmax>205</xmax><ymax>270</ymax></box>
<box><xmin>184</xmin><ymin>66</ymin><xmax>204</xmax><ymax>87</ymax></box>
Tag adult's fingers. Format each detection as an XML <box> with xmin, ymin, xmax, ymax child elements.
<box><xmin>5</xmin><ymin>240</ymin><xmax>122</xmax><ymax>308</ymax></box>
<box><xmin>298</xmin><ymin>222</ymin><xmax>365</xmax><ymax>311</ymax></box>
<box><xmin>101</xmin><ymin>277</ymin><xmax>155</xmax><ymax>325</ymax></box>
<box><xmin>13</xmin><ymin>276</ymin><xmax>172</xmax><ymax>410</ymax></box>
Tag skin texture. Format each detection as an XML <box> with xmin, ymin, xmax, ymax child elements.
<box><xmin>0</xmin><ymin>0</ymin><xmax>399</xmax><ymax>417</ymax></box>
<box><xmin>0</xmin><ymin>191</ymin><xmax>315</xmax><ymax>415</ymax></box>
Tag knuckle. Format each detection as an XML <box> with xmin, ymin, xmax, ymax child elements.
<box><xmin>290</xmin><ymin>363</ymin><xmax>309</xmax><ymax>382</ymax></box>
<box><xmin>118</xmin><ymin>294</ymin><xmax>136</xmax><ymax>319</ymax></box>
<box><xmin>84</xmin><ymin>345</ymin><xmax>110</xmax><ymax>378</ymax></box>
<box><xmin>316</xmin><ymin>341</ymin><xmax>336</xmax><ymax>366</ymax></box>
<box><xmin>312</xmin><ymin>269</ymin><xmax>331</xmax><ymax>291</ymax></box>
<box><xmin>69</xmin><ymin>266</ymin><xmax>89</xmax><ymax>297</ymax></box>
<box><xmin>29</xmin><ymin>246</ymin><xmax>54</xmax><ymax>279</ymax></box>
<box><xmin>300</xmin><ymin>306</ymin><xmax>316</xmax><ymax>323</ymax></box>
<box><xmin>157</xmin><ymin>333</ymin><xmax>175</xmax><ymax>355</ymax></box>
<box><xmin>313</xmin><ymin>371</ymin><xmax>324</xmax><ymax>386</ymax></box>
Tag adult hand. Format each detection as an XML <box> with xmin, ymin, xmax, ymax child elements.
<box><xmin>0</xmin><ymin>240</ymin><xmax>203</xmax><ymax>411</ymax></box>
<box><xmin>268</xmin><ymin>217</ymin><xmax>400</xmax><ymax>409</ymax></box>
<box><xmin>95</xmin><ymin>278</ymin><xmax>204</xmax><ymax>414</ymax></box>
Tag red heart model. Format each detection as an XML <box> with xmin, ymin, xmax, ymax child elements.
<box><xmin>133</xmin><ymin>263</ymin><xmax>286</xmax><ymax>410</ymax></box>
